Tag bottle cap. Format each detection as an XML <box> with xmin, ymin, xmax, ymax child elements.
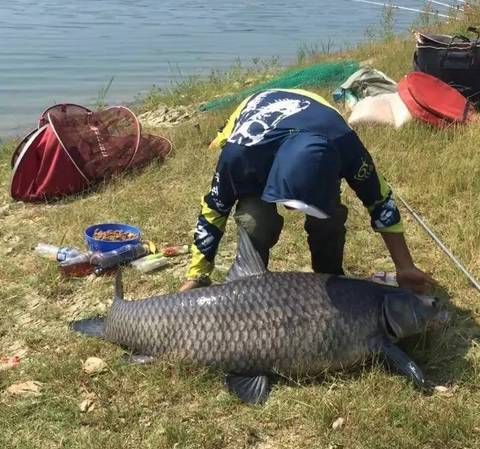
<box><xmin>145</xmin><ymin>241</ymin><xmax>157</xmax><ymax>254</ymax></box>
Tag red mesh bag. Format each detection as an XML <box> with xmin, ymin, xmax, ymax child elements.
<box><xmin>11</xmin><ymin>104</ymin><xmax>172</xmax><ymax>201</ymax></box>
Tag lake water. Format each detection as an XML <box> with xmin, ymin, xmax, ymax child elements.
<box><xmin>0</xmin><ymin>0</ymin><xmax>449</xmax><ymax>137</ymax></box>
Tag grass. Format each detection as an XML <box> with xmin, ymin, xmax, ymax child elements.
<box><xmin>2</xmin><ymin>7</ymin><xmax>480</xmax><ymax>449</ymax></box>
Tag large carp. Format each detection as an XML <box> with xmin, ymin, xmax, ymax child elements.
<box><xmin>72</xmin><ymin>228</ymin><xmax>447</xmax><ymax>403</ymax></box>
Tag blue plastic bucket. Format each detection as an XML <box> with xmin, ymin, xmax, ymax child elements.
<box><xmin>84</xmin><ymin>223</ymin><xmax>141</xmax><ymax>252</ymax></box>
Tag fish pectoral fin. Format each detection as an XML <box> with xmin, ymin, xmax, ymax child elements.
<box><xmin>225</xmin><ymin>373</ymin><xmax>271</xmax><ymax>404</ymax></box>
<box><xmin>70</xmin><ymin>317</ymin><xmax>105</xmax><ymax>338</ymax></box>
<box><xmin>380</xmin><ymin>338</ymin><xmax>426</xmax><ymax>389</ymax></box>
<box><xmin>122</xmin><ymin>353</ymin><xmax>156</xmax><ymax>365</ymax></box>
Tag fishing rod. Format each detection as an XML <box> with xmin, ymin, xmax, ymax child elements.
<box><xmin>351</xmin><ymin>0</ymin><xmax>453</xmax><ymax>18</ymax></box>
<box><xmin>392</xmin><ymin>187</ymin><xmax>480</xmax><ymax>293</ymax></box>
<box><xmin>425</xmin><ymin>0</ymin><xmax>467</xmax><ymax>9</ymax></box>
<box><xmin>425</xmin><ymin>0</ymin><xmax>457</xmax><ymax>8</ymax></box>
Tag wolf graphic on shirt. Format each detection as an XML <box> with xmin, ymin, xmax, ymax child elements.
<box><xmin>228</xmin><ymin>91</ymin><xmax>311</xmax><ymax>146</ymax></box>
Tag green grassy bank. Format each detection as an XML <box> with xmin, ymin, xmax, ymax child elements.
<box><xmin>1</xmin><ymin>8</ymin><xmax>480</xmax><ymax>449</ymax></box>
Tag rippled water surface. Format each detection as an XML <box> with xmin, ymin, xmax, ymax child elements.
<box><xmin>0</xmin><ymin>0</ymin><xmax>445</xmax><ymax>136</ymax></box>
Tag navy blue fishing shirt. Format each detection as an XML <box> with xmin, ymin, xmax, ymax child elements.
<box><xmin>187</xmin><ymin>89</ymin><xmax>402</xmax><ymax>280</ymax></box>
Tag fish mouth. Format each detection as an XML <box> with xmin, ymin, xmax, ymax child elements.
<box><xmin>416</xmin><ymin>295</ymin><xmax>450</xmax><ymax>330</ymax></box>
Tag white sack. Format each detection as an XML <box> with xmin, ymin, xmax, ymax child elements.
<box><xmin>348</xmin><ymin>93</ymin><xmax>412</xmax><ymax>128</ymax></box>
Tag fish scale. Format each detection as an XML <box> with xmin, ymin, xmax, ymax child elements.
<box><xmin>105</xmin><ymin>272</ymin><xmax>381</xmax><ymax>376</ymax></box>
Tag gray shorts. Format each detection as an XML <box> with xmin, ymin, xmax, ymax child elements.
<box><xmin>234</xmin><ymin>196</ymin><xmax>347</xmax><ymax>274</ymax></box>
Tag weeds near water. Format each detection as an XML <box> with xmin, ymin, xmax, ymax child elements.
<box><xmin>297</xmin><ymin>40</ymin><xmax>334</xmax><ymax>65</ymax></box>
<box><xmin>136</xmin><ymin>56</ymin><xmax>284</xmax><ymax>112</ymax></box>
<box><xmin>381</xmin><ymin>4</ymin><xmax>397</xmax><ymax>41</ymax></box>
<box><xmin>94</xmin><ymin>76</ymin><xmax>115</xmax><ymax>110</ymax></box>
<box><xmin>410</xmin><ymin>2</ymin><xmax>451</xmax><ymax>31</ymax></box>
<box><xmin>364</xmin><ymin>4</ymin><xmax>397</xmax><ymax>42</ymax></box>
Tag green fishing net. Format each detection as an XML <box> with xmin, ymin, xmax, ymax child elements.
<box><xmin>199</xmin><ymin>60</ymin><xmax>360</xmax><ymax>111</ymax></box>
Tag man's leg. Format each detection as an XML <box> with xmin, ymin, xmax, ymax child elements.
<box><xmin>234</xmin><ymin>197</ymin><xmax>284</xmax><ymax>268</ymax></box>
<box><xmin>304</xmin><ymin>205</ymin><xmax>348</xmax><ymax>275</ymax></box>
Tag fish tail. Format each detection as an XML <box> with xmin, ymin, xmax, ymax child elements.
<box><xmin>70</xmin><ymin>270</ymin><xmax>123</xmax><ymax>339</ymax></box>
<box><xmin>70</xmin><ymin>317</ymin><xmax>105</xmax><ymax>338</ymax></box>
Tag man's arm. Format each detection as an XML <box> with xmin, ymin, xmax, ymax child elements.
<box><xmin>342</xmin><ymin>131</ymin><xmax>404</xmax><ymax>233</ymax></box>
<box><xmin>181</xmin><ymin>155</ymin><xmax>236</xmax><ymax>291</ymax></box>
<box><xmin>342</xmin><ymin>131</ymin><xmax>434</xmax><ymax>293</ymax></box>
<box><xmin>183</xmin><ymin>195</ymin><xmax>230</xmax><ymax>282</ymax></box>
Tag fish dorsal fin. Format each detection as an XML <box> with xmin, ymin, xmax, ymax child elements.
<box><xmin>115</xmin><ymin>269</ymin><xmax>124</xmax><ymax>301</ymax></box>
<box><xmin>225</xmin><ymin>227</ymin><xmax>267</xmax><ymax>282</ymax></box>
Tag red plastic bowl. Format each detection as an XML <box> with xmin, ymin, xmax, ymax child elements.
<box><xmin>398</xmin><ymin>72</ymin><xmax>473</xmax><ymax>127</ymax></box>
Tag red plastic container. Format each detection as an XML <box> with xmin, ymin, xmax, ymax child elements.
<box><xmin>398</xmin><ymin>72</ymin><xmax>475</xmax><ymax>127</ymax></box>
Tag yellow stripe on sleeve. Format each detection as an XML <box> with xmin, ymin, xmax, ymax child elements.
<box><xmin>200</xmin><ymin>197</ymin><xmax>229</xmax><ymax>231</ymax></box>
<box><xmin>186</xmin><ymin>196</ymin><xmax>230</xmax><ymax>280</ymax></box>
<box><xmin>376</xmin><ymin>221</ymin><xmax>404</xmax><ymax>233</ymax></box>
<box><xmin>367</xmin><ymin>173</ymin><xmax>391</xmax><ymax>212</ymax></box>
<box><xmin>186</xmin><ymin>244</ymin><xmax>214</xmax><ymax>280</ymax></box>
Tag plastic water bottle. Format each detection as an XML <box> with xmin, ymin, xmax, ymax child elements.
<box><xmin>90</xmin><ymin>243</ymin><xmax>150</xmax><ymax>269</ymax></box>
<box><xmin>131</xmin><ymin>253</ymin><xmax>169</xmax><ymax>273</ymax></box>
<box><xmin>370</xmin><ymin>271</ymin><xmax>397</xmax><ymax>286</ymax></box>
<box><xmin>34</xmin><ymin>243</ymin><xmax>81</xmax><ymax>262</ymax></box>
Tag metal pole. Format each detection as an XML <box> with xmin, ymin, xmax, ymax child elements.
<box><xmin>393</xmin><ymin>188</ymin><xmax>480</xmax><ymax>292</ymax></box>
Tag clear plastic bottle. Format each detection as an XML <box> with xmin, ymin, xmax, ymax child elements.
<box><xmin>90</xmin><ymin>243</ymin><xmax>150</xmax><ymax>269</ymax></box>
<box><xmin>131</xmin><ymin>253</ymin><xmax>169</xmax><ymax>273</ymax></box>
<box><xmin>34</xmin><ymin>243</ymin><xmax>81</xmax><ymax>262</ymax></box>
<box><xmin>370</xmin><ymin>271</ymin><xmax>397</xmax><ymax>286</ymax></box>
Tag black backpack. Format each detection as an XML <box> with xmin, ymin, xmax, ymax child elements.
<box><xmin>414</xmin><ymin>27</ymin><xmax>480</xmax><ymax>105</ymax></box>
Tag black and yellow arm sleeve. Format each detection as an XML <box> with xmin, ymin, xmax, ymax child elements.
<box><xmin>342</xmin><ymin>131</ymin><xmax>403</xmax><ymax>233</ymax></box>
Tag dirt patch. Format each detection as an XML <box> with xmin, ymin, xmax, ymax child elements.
<box><xmin>138</xmin><ymin>104</ymin><xmax>200</xmax><ymax>128</ymax></box>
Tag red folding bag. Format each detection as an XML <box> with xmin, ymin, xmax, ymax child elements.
<box><xmin>11</xmin><ymin>104</ymin><xmax>172</xmax><ymax>201</ymax></box>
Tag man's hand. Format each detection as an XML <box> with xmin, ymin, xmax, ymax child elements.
<box><xmin>381</xmin><ymin>232</ymin><xmax>435</xmax><ymax>294</ymax></box>
<box><xmin>179</xmin><ymin>276</ymin><xmax>211</xmax><ymax>292</ymax></box>
<box><xmin>179</xmin><ymin>280</ymin><xmax>202</xmax><ymax>292</ymax></box>
<box><xmin>396</xmin><ymin>266</ymin><xmax>435</xmax><ymax>294</ymax></box>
